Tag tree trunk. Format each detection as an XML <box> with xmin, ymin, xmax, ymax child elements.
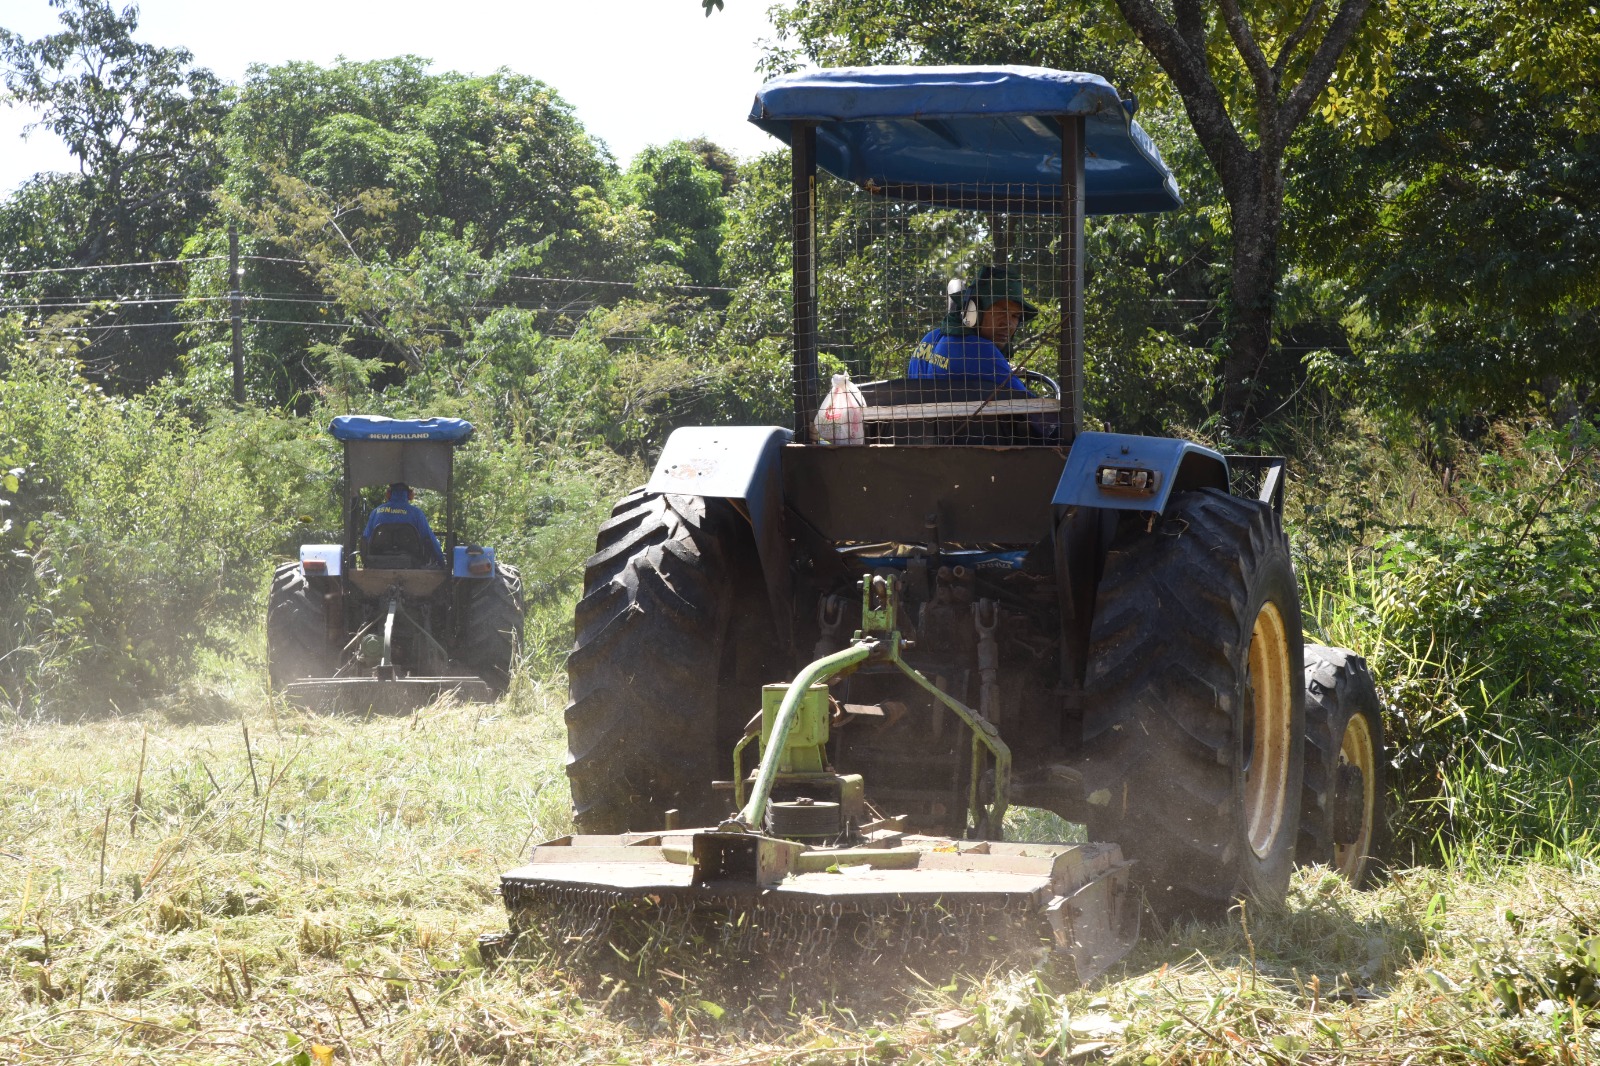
<box><xmin>1220</xmin><ymin>158</ymin><xmax>1285</xmax><ymax>435</ymax></box>
<box><xmin>1105</xmin><ymin>0</ymin><xmax>1375</xmax><ymax>439</ymax></box>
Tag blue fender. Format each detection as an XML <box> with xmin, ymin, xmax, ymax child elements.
<box><xmin>1054</xmin><ymin>431</ymin><xmax>1228</xmax><ymax>513</ymax></box>
<box><xmin>646</xmin><ymin>426</ymin><xmax>795</xmax><ymax>643</ymax></box>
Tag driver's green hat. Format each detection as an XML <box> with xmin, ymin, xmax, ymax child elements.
<box><xmin>972</xmin><ymin>264</ymin><xmax>1040</xmax><ymax>320</ymax></box>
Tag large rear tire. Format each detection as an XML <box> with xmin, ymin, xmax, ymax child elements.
<box><xmin>266</xmin><ymin>562</ymin><xmax>336</xmax><ymax>689</ymax></box>
<box><xmin>1082</xmin><ymin>489</ymin><xmax>1304</xmax><ymax>920</ymax></box>
<box><xmin>1298</xmin><ymin>644</ymin><xmax>1388</xmax><ymax>886</ymax></box>
<box><xmin>458</xmin><ymin>563</ymin><xmax>523</xmax><ymax>695</ymax></box>
<box><xmin>564</xmin><ymin>492</ymin><xmax>778</xmax><ymax>833</ymax></box>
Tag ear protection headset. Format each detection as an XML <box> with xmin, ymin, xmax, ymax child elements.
<box><xmin>947</xmin><ymin>277</ymin><xmax>980</xmax><ymax>328</ymax></box>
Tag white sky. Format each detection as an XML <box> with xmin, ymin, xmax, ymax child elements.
<box><xmin>0</xmin><ymin>0</ymin><xmax>790</xmax><ymax>193</ymax></box>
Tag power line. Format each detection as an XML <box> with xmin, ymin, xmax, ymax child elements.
<box><xmin>1</xmin><ymin>295</ymin><xmax>616</xmax><ymax>318</ymax></box>
<box><xmin>0</xmin><ymin>252</ymin><xmax>739</xmax><ymax>295</ymax></box>
<box><xmin>18</xmin><ymin>318</ymin><xmax>230</xmax><ymax>333</ymax></box>
<box><xmin>0</xmin><ymin>296</ymin><xmax>196</xmax><ymax>312</ymax></box>
<box><xmin>0</xmin><ymin>255</ymin><xmax>225</xmax><ymax>277</ymax></box>
<box><xmin>3</xmin><ymin>290</ymin><xmax>1227</xmax><ymax>316</ymax></box>
<box><xmin>494</xmin><ymin>271</ymin><xmax>734</xmax><ymax>294</ymax></box>
<box><xmin>0</xmin><ymin>254</ymin><xmax>1274</xmax><ymax>306</ymax></box>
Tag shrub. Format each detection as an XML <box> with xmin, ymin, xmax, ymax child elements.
<box><xmin>1295</xmin><ymin>415</ymin><xmax>1600</xmax><ymax>860</ymax></box>
<box><xmin>0</xmin><ymin>325</ymin><xmax>305</xmax><ymax>709</ymax></box>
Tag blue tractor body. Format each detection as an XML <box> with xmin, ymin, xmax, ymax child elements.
<box><xmin>266</xmin><ymin>415</ymin><xmax>522</xmax><ymax>712</ymax></box>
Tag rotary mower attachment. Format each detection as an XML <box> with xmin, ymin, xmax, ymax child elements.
<box><xmin>501</xmin><ymin>575</ymin><xmax>1138</xmax><ymax>984</ymax></box>
<box><xmin>284</xmin><ymin>583</ymin><xmax>491</xmax><ymax>713</ymax></box>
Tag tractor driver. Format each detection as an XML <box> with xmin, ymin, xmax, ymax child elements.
<box><xmin>908</xmin><ymin>264</ymin><xmax>1038</xmax><ymax>392</ymax></box>
<box><xmin>362</xmin><ymin>482</ymin><xmax>445</xmax><ymax>568</ymax></box>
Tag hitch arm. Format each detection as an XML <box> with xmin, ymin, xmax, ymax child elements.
<box><xmin>728</xmin><ymin>641</ymin><xmax>872</xmax><ymax>832</ymax></box>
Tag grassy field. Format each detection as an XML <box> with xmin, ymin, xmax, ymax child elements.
<box><xmin>3</xmin><ymin>678</ymin><xmax>1598</xmax><ymax>1065</ymax></box>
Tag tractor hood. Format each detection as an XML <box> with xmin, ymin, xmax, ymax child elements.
<box><xmin>749</xmin><ymin>65</ymin><xmax>1181</xmax><ymax>214</ymax></box>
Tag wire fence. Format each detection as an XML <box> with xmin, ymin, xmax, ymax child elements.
<box><xmin>806</xmin><ymin>177</ymin><xmax>1072</xmax><ymax>446</ymax></box>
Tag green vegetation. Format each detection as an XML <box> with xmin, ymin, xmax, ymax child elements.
<box><xmin>2</xmin><ymin>0</ymin><xmax>1598</xmax><ymax>1060</ymax></box>
<box><xmin>1282</xmin><ymin>412</ymin><xmax>1600</xmax><ymax>862</ymax></box>
<box><xmin>2</xmin><ymin>697</ymin><xmax>1598</xmax><ymax>1063</ymax></box>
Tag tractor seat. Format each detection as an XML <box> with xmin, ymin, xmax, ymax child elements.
<box><xmin>364</xmin><ymin>522</ymin><xmax>426</xmax><ymax>569</ymax></box>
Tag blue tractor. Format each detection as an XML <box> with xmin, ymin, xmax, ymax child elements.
<box><xmin>503</xmin><ymin>67</ymin><xmax>1386</xmax><ymax>977</ymax></box>
<box><xmin>267</xmin><ymin>415</ymin><xmax>523</xmax><ymax>711</ymax></box>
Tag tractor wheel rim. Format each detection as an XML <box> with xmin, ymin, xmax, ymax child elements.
<box><xmin>1333</xmin><ymin>713</ymin><xmax>1377</xmax><ymax>881</ymax></box>
<box><xmin>1244</xmin><ymin>601</ymin><xmax>1293</xmax><ymax>859</ymax></box>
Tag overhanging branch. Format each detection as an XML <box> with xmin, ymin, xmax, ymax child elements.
<box><xmin>1216</xmin><ymin>0</ymin><xmax>1276</xmax><ymax>103</ymax></box>
<box><xmin>1110</xmin><ymin>0</ymin><xmax>1251</xmax><ymax>180</ymax></box>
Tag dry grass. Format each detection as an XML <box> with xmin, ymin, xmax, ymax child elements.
<box><xmin>3</xmin><ymin>679</ymin><xmax>1598</xmax><ymax>1065</ymax></box>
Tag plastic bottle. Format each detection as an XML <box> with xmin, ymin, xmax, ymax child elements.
<box><xmin>813</xmin><ymin>371</ymin><xmax>866</xmax><ymax>445</ymax></box>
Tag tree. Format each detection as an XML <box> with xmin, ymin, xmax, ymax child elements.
<box><xmin>1106</xmin><ymin>0</ymin><xmax>1384</xmax><ymax>433</ymax></box>
<box><xmin>0</xmin><ymin>0</ymin><xmax>224</xmax><ymax>269</ymax></box>
<box><xmin>683</xmin><ymin>137</ymin><xmax>741</xmax><ymax>196</ymax></box>
<box><xmin>1</xmin><ymin>0</ymin><xmax>226</xmax><ymax>383</ymax></box>
<box><xmin>1288</xmin><ymin>0</ymin><xmax>1600</xmax><ymax>421</ymax></box>
<box><xmin>179</xmin><ymin>58</ymin><xmax>629</xmax><ymax>401</ymax></box>
<box><xmin>1482</xmin><ymin>2</ymin><xmax>1600</xmax><ymax>136</ymax></box>
<box><xmin>615</xmin><ymin>141</ymin><xmax>728</xmax><ymax>287</ymax></box>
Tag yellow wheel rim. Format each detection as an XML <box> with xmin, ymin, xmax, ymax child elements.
<box><xmin>1245</xmin><ymin>602</ymin><xmax>1293</xmax><ymax>859</ymax></box>
<box><xmin>1333</xmin><ymin>712</ymin><xmax>1378</xmax><ymax>882</ymax></box>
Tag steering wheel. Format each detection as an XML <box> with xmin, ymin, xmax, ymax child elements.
<box><xmin>1014</xmin><ymin>368</ymin><xmax>1061</xmax><ymax>399</ymax></box>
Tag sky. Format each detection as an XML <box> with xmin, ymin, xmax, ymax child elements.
<box><xmin>0</xmin><ymin>0</ymin><xmax>789</xmax><ymax>193</ymax></box>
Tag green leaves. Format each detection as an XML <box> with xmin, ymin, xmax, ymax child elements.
<box><xmin>1287</xmin><ymin>1</ymin><xmax>1600</xmax><ymax>419</ymax></box>
<box><xmin>615</xmin><ymin>142</ymin><xmax>729</xmax><ymax>287</ymax></box>
<box><xmin>0</xmin><ymin>332</ymin><xmax>314</xmax><ymax>705</ymax></box>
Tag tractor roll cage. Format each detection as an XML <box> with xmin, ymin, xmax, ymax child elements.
<box><xmin>328</xmin><ymin>415</ymin><xmax>475</xmax><ymax>565</ymax></box>
<box><xmin>788</xmin><ymin>119</ymin><xmax>1085</xmax><ymax>441</ymax></box>
<box><xmin>749</xmin><ymin>65</ymin><xmax>1182</xmax><ymax>443</ymax></box>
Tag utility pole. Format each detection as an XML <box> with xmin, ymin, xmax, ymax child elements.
<box><xmin>229</xmin><ymin>223</ymin><xmax>244</xmax><ymax>404</ymax></box>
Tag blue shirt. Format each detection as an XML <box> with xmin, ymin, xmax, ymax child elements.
<box><xmin>908</xmin><ymin>328</ymin><xmax>1027</xmax><ymax>393</ymax></box>
<box><xmin>362</xmin><ymin>496</ymin><xmax>445</xmax><ymax>566</ymax></box>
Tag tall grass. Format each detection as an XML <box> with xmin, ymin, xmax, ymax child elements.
<box><xmin>1291</xmin><ymin>411</ymin><xmax>1600</xmax><ymax>864</ymax></box>
<box><xmin>1430</xmin><ymin>722</ymin><xmax>1600</xmax><ymax>866</ymax></box>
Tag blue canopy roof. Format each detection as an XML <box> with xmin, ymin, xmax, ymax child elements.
<box><xmin>749</xmin><ymin>66</ymin><xmax>1181</xmax><ymax>215</ymax></box>
<box><xmin>329</xmin><ymin>415</ymin><xmax>475</xmax><ymax>443</ymax></box>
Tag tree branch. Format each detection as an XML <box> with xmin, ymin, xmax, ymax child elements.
<box><xmin>1109</xmin><ymin>0</ymin><xmax>1252</xmax><ymax>185</ymax></box>
<box><xmin>1216</xmin><ymin>0</ymin><xmax>1276</xmax><ymax>103</ymax></box>
<box><xmin>1278</xmin><ymin>0</ymin><xmax>1375</xmax><ymax>131</ymax></box>
<box><xmin>1173</xmin><ymin>0</ymin><xmax>1209</xmax><ymax>60</ymax></box>
<box><xmin>1273</xmin><ymin>0</ymin><xmax>1328</xmax><ymax>79</ymax></box>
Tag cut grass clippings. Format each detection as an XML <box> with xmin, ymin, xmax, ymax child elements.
<box><xmin>3</xmin><ymin>685</ymin><xmax>1598</xmax><ymax>1064</ymax></box>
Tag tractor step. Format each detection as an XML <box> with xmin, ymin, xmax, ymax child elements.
<box><xmin>284</xmin><ymin>675</ymin><xmax>493</xmax><ymax>714</ymax></box>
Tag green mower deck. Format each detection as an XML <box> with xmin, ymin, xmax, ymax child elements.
<box><xmin>502</xmin><ymin>574</ymin><xmax>1140</xmax><ymax>983</ymax></box>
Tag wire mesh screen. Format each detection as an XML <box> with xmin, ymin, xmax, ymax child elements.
<box><xmin>804</xmin><ymin>176</ymin><xmax>1071</xmax><ymax>447</ymax></box>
